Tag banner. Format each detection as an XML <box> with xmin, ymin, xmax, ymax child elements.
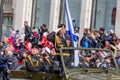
<box><xmin>65</xmin><ymin>0</ymin><xmax>79</xmax><ymax>66</ymax></box>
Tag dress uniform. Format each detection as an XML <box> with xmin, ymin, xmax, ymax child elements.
<box><xmin>24</xmin><ymin>45</ymin><xmax>43</xmax><ymax>72</ymax></box>
<box><xmin>47</xmin><ymin>24</ymin><xmax>73</xmax><ymax>66</ymax></box>
<box><xmin>25</xmin><ymin>54</ymin><xmax>43</xmax><ymax>72</ymax></box>
<box><xmin>47</xmin><ymin>24</ymin><xmax>73</xmax><ymax>50</ymax></box>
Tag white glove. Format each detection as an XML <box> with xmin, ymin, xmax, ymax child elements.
<box><xmin>54</xmin><ymin>28</ymin><xmax>61</xmax><ymax>33</ymax></box>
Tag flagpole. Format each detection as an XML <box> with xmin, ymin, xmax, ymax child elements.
<box><xmin>0</xmin><ymin>0</ymin><xmax>4</xmax><ymax>41</ymax></box>
<box><xmin>59</xmin><ymin>0</ymin><xmax>65</xmax><ymax>24</ymax></box>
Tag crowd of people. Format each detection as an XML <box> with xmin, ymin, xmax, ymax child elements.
<box><xmin>0</xmin><ymin>21</ymin><xmax>120</xmax><ymax>79</ymax></box>
<box><xmin>80</xmin><ymin>28</ymin><xmax>120</xmax><ymax>56</ymax></box>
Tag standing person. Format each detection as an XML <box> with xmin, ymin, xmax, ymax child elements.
<box><xmin>31</xmin><ymin>31</ymin><xmax>39</xmax><ymax>46</ymax></box>
<box><xmin>47</xmin><ymin>24</ymin><xmax>73</xmax><ymax>65</ymax></box>
<box><xmin>47</xmin><ymin>24</ymin><xmax>73</xmax><ymax>51</ymax></box>
<box><xmin>98</xmin><ymin>27</ymin><xmax>106</xmax><ymax>48</ymax></box>
<box><xmin>80</xmin><ymin>33</ymin><xmax>91</xmax><ymax>48</ymax></box>
<box><xmin>39</xmin><ymin>24</ymin><xmax>48</xmax><ymax>36</ymax></box>
<box><xmin>74</xmin><ymin>27</ymin><xmax>79</xmax><ymax>46</ymax></box>
<box><xmin>74</xmin><ymin>27</ymin><xmax>79</xmax><ymax>40</ymax></box>
<box><xmin>10</xmin><ymin>28</ymin><xmax>15</xmax><ymax>36</ymax></box>
<box><xmin>24</xmin><ymin>21</ymin><xmax>31</xmax><ymax>41</ymax></box>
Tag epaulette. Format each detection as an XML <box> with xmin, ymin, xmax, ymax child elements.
<box><xmin>27</xmin><ymin>55</ymin><xmax>39</xmax><ymax>67</ymax></box>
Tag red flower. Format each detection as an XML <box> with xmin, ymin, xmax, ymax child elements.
<box><xmin>33</xmin><ymin>32</ymin><xmax>38</xmax><ymax>37</ymax></box>
<box><xmin>40</xmin><ymin>36</ymin><xmax>53</xmax><ymax>48</ymax></box>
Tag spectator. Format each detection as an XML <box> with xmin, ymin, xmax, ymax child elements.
<box><xmin>24</xmin><ymin>21</ymin><xmax>31</xmax><ymax>41</ymax></box>
<box><xmin>98</xmin><ymin>27</ymin><xmax>106</xmax><ymax>48</ymax></box>
<box><xmin>74</xmin><ymin>27</ymin><xmax>79</xmax><ymax>46</ymax></box>
<box><xmin>0</xmin><ymin>50</ymin><xmax>10</xmax><ymax>80</ymax></box>
<box><xmin>31</xmin><ymin>31</ymin><xmax>39</xmax><ymax>46</ymax></box>
<box><xmin>90</xmin><ymin>30</ymin><xmax>98</xmax><ymax>48</ymax></box>
<box><xmin>109</xmin><ymin>34</ymin><xmax>117</xmax><ymax>46</ymax></box>
<box><xmin>6</xmin><ymin>51</ymin><xmax>18</xmax><ymax>70</ymax></box>
<box><xmin>39</xmin><ymin>24</ymin><xmax>48</xmax><ymax>36</ymax></box>
<box><xmin>104</xmin><ymin>41</ymin><xmax>117</xmax><ymax>57</ymax></box>
<box><xmin>80</xmin><ymin>33</ymin><xmax>91</xmax><ymax>48</ymax></box>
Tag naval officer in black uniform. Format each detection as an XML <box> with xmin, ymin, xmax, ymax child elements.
<box><xmin>47</xmin><ymin>24</ymin><xmax>73</xmax><ymax>66</ymax></box>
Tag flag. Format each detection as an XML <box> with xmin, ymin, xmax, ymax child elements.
<box><xmin>65</xmin><ymin>0</ymin><xmax>79</xmax><ymax>66</ymax></box>
<box><xmin>65</xmin><ymin>0</ymin><xmax>76</xmax><ymax>47</ymax></box>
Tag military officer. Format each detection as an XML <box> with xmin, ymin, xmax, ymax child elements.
<box><xmin>47</xmin><ymin>24</ymin><xmax>73</xmax><ymax>66</ymax></box>
<box><xmin>24</xmin><ymin>45</ymin><xmax>43</xmax><ymax>72</ymax></box>
<box><xmin>79</xmin><ymin>55</ymin><xmax>92</xmax><ymax>68</ymax></box>
<box><xmin>47</xmin><ymin>24</ymin><xmax>73</xmax><ymax>50</ymax></box>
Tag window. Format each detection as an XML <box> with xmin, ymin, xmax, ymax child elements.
<box><xmin>2</xmin><ymin>13</ymin><xmax>13</xmax><ymax>37</ymax></box>
<box><xmin>35</xmin><ymin>0</ymin><xmax>51</xmax><ymax>28</ymax></box>
<box><xmin>95</xmin><ymin>0</ymin><xmax>117</xmax><ymax>32</ymax></box>
<box><xmin>65</xmin><ymin>0</ymin><xmax>82</xmax><ymax>28</ymax></box>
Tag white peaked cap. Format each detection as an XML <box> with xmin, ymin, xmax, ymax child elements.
<box><xmin>45</xmin><ymin>47</ymin><xmax>51</xmax><ymax>53</ymax></box>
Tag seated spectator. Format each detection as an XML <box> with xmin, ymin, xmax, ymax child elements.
<box><xmin>99</xmin><ymin>55</ymin><xmax>114</xmax><ymax>70</ymax></box>
<box><xmin>116</xmin><ymin>54</ymin><xmax>120</xmax><ymax>68</ymax></box>
<box><xmin>104</xmin><ymin>41</ymin><xmax>117</xmax><ymax>57</ymax></box>
<box><xmin>0</xmin><ymin>49</ymin><xmax>10</xmax><ymax>80</ymax></box>
<box><xmin>6</xmin><ymin>51</ymin><xmax>18</xmax><ymax>70</ymax></box>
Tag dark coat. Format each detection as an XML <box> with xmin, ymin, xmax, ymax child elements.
<box><xmin>0</xmin><ymin>53</ymin><xmax>8</xmax><ymax>65</ymax></box>
<box><xmin>25</xmin><ymin>54</ymin><xmax>43</xmax><ymax>72</ymax></box>
<box><xmin>80</xmin><ymin>36</ymin><xmax>90</xmax><ymax>48</ymax></box>
<box><xmin>31</xmin><ymin>36</ymin><xmax>39</xmax><ymax>46</ymax></box>
<box><xmin>7</xmin><ymin>56</ymin><xmax>18</xmax><ymax>70</ymax></box>
<box><xmin>47</xmin><ymin>31</ymin><xmax>73</xmax><ymax>47</ymax></box>
<box><xmin>39</xmin><ymin>28</ymin><xmax>48</xmax><ymax>36</ymax></box>
<box><xmin>25</xmin><ymin>26</ymin><xmax>31</xmax><ymax>41</ymax></box>
<box><xmin>0</xmin><ymin>53</ymin><xmax>9</xmax><ymax>71</ymax></box>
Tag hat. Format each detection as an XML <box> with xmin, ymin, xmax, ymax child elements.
<box><xmin>45</xmin><ymin>47</ymin><xmax>51</xmax><ymax>53</ymax></box>
<box><xmin>57</xmin><ymin>24</ymin><xmax>66</xmax><ymax>28</ymax></box>
<box><xmin>32</xmin><ymin>45</ymin><xmax>39</xmax><ymax>49</ymax></box>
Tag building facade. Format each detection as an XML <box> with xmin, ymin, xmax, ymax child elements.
<box><xmin>1</xmin><ymin>0</ymin><xmax>120</xmax><ymax>38</ymax></box>
<box><xmin>2</xmin><ymin>0</ymin><xmax>33</xmax><ymax>37</ymax></box>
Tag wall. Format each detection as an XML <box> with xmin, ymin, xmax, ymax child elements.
<box><xmin>67</xmin><ymin>0</ymin><xmax>81</xmax><ymax>27</ymax></box>
<box><xmin>35</xmin><ymin>0</ymin><xmax>51</xmax><ymax>28</ymax></box>
<box><xmin>49</xmin><ymin>0</ymin><xmax>60</xmax><ymax>32</ymax></box>
<box><xmin>95</xmin><ymin>0</ymin><xmax>116</xmax><ymax>32</ymax></box>
<box><xmin>115</xmin><ymin>0</ymin><xmax>120</xmax><ymax>38</ymax></box>
<box><xmin>14</xmin><ymin>0</ymin><xmax>33</xmax><ymax>32</ymax></box>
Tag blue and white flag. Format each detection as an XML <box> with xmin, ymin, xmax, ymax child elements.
<box><xmin>65</xmin><ymin>0</ymin><xmax>79</xmax><ymax>66</ymax></box>
<box><xmin>65</xmin><ymin>0</ymin><xmax>76</xmax><ymax>47</ymax></box>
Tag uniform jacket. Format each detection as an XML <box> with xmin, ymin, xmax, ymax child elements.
<box><xmin>47</xmin><ymin>31</ymin><xmax>73</xmax><ymax>48</ymax></box>
<box><xmin>25</xmin><ymin>54</ymin><xmax>43</xmax><ymax>72</ymax></box>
